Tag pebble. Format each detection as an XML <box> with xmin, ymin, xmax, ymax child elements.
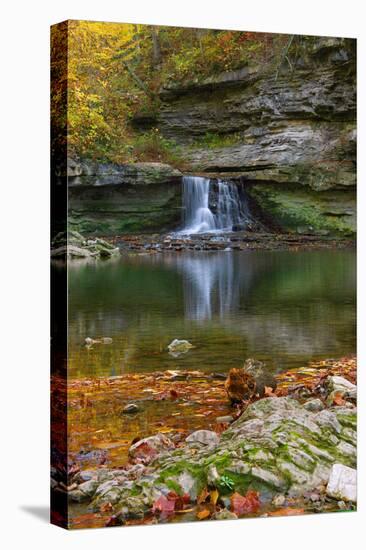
<box><xmin>272</xmin><ymin>494</ymin><xmax>286</xmax><ymax>506</ymax></box>
<box><xmin>122</xmin><ymin>403</ymin><xmax>140</xmax><ymax>414</ymax></box>
<box><xmin>216</xmin><ymin>415</ymin><xmax>234</xmax><ymax>424</ymax></box>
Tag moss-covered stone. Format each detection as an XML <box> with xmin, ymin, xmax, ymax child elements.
<box><xmin>246</xmin><ymin>183</ymin><xmax>356</xmax><ymax>236</ymax></box>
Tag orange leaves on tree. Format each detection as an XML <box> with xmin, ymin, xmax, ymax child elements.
<box><xmin>230</xmin><ymin>491</ymin><xmax>260</xmax><ymax>515</ymax></box>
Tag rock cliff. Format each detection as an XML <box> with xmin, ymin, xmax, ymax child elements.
<box><xmin>134</xmin><ymin>37</ymin><xmax>356</xmax><ymax>236</ymax></box>
<box><xmin>67</xmin><ymin>161</ymin><xmax>183</xmax><ymax>235</ymax></box>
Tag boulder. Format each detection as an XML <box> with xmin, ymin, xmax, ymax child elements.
<box><xmin>76</xmin><ymin>396</ymin><xmax>356</xmax><ymax>520</ymax></box>
<box><xmin>326</xmin><ymin>464</ymin><xmax>357</xmax><ymax>502</ymax></box>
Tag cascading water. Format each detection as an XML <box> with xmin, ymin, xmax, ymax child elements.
<box><xmin>180</xmin><ymin>175</ymin><xmax>248</xmax><ymax>234</ymax></box>
<box><xmin>182</xmin><ymin>176</ymin><xmax>216</xmax><ymax>234</ymax></box>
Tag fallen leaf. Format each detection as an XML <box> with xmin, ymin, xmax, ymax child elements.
<box><xmin>210</xmin><ymin>489</ymin><xmax>219</xmax><ymax>505</ymax></box>
<box><xmin>196</xmin><ymin>508</ymin><xmax>211</xmax><ymax>520</ymax></box>
<box><xmin>231</xmin><ymin>491</ymin><xmax>260</xmax><ymax>515</ymax></box>
<box><xmin>152</xmin><ymin>495</ymin><xmax>175</xmax><ymax>515</ymax></box>
<box><xmin>100</xmin><ymin>502</ymin><xmax>113</xmax><ymax>513</ymax></box>
<box><xmin>197</xmin><ymin>488</ymin><xmax>209</xmax><ymax>504</ymax></box>
<box><xmin>269</xmin><ymin>507</ymin><xmax>305</xmax><ymax>517</ymax></box>
<box><xmin>333</xmin><ymin>392</ymin><xmax>346</xmax><ymax>406</ymax></box>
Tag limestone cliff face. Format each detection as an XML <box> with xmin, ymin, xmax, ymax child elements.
<box><xmin>134</xmin><ymin>37</ymin><xmax>356</xmax><ymax>235</ymax></box>
<box><xmin>67</xmin><ymin>161</ymin><xmax>183</xmax><ymax>235</ymax></box>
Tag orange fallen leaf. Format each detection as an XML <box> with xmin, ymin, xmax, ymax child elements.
<box><xmin>197</xmin><ymin>488</ymin><xmax>210</xmax><ymax>504</ymax></box>
<box><xmin>100</xmin><ymin>502</ymin><xmax>113</xmax><ymax>513</ymax></box>
<box><xmin>269</xmin><ymin>507</ymin><xmax>305</xmax><ymax>517</ymax></box>
<box><xmin>197</xmin><ymin>508</ymin><xmax>211</xmax><ymax>520</ymax></box>
<box><xmin>333</xmin><ymin>392</ymin><xmax>346</xmax><ymax>406</ymax></box>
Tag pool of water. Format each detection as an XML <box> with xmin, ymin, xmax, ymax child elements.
<box><xmin>65</xmin><ymin>249</ymin><xmax>356</xmax><ymax>379</ymax></box>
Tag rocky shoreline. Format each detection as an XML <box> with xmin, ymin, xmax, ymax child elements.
<box><xmin>52</xmin><ymin>357</ymin><xmax>357</xmax><ymax>528</ymax></box>
<box><xmin>110</xmin><ymin>231</ymin><xmax>354</xmax><ymax>254</ymax></box>
<box><xmin>51</xmin><ymin>229</ymin><xmax>354</xmax><ymax>261</ymax></box>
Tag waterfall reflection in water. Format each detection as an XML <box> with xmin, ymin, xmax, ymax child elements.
<box><xmin>67</xmin><ymin>250</ymin><xmax>356</xmax><ymax>377</ymax></box>
<box><xmin>167</xmin><ymin>252</ymin><xmax>241</xmax><ymax>321</ymax></box>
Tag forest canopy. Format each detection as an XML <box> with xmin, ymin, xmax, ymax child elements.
<box><xmin>51</xmin><ymin>21</ymin><xmax>293</xmax><ymax>164</ymax></box>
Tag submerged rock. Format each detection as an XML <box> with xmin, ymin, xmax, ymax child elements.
<box><xmin>167</xmin><ymin>339</ymin><xmax>194</xmax><ymax>355</ymax></box>
<box><xmin>122</xmin><ymin>403</ymin><xmax>140</xmax><ymax>414</ymax></box>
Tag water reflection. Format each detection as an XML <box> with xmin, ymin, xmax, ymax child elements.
<box><xmin>66</xmin><ymin>249</ymin><xmax>356</xmax><ymax>377</ymax></box>
<box><xmin>166</xmin><ymin>253</ymin><xmax>239</xmax><ymax>321</ymax></box>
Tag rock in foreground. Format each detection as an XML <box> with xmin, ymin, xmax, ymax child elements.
<box><xmin>72</xmin><ymin>396</ymin><xmax>356</xmax><ymax>521</ymax></box>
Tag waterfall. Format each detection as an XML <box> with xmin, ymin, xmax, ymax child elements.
<box><xmin>182</xmin><ymin>176</ymin><xmax>216</xmax><ymax>234</ymax></box>
<box><xmin>180</xmin><ymin>175</ymin><xmax>248</xmax><ymax>234</ymax></box>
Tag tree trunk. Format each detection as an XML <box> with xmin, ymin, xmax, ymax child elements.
<box><xmin>150</xmin><ymin>26</ymin><xmax>162</xmax><ymax>67</ymax></box>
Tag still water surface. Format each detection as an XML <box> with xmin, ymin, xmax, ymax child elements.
<box><xmin>67</xmin><ymin>250</ymin><xmax>356</xmax><ymax>378</ymax></box>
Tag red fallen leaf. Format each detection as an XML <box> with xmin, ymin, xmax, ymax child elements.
<box><xmin>230</xmin><ymin>491</ymin><xmax>260</xmax><ymax>515</ymax></box>
<box><xmin>105</xmin><ymin>514</ymin><xmax>122</xmax><ymax>527</ymax></box>
<box><xmin>166</xmin><ymin>491</ymin><xmax>191</xmax><ymax>510</ymax></box>
<box><xmin>269</xmin><ymin>507</ymin><xmax>305</xmax><ymax>517</ymax></box>
<box><xmin>152</xmin><ymin>495</ymin><xmax>175</xmax><ymax>515</ymax></box>
<box><xmin>169</xmin><ymin>389</ymin><xmax>179</xmax><ymax>400</ymax></box>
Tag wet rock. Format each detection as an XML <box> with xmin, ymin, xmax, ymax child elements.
<box><xmin>213</xmin><ymin>509</ymin><xmax>238</xmax><ymax>520</ymax></box>
<box><xmin>167</xmin><ymin>339</ymin><xmax>194</xmax><ymax>354</ymax></box>
<box><xmin>177</xmin><ymin>471</ymin><xmax>199</xmax><ymax>500</ymax></box>
<box><xmin>122</xmin><ymin>403</ymin><xmax>140</xmax><ymax>414</ymax></box>
<box><xmin>216</xmin><ymin>415</ymin><xmax>234</xmax><ymax>424</ymax></box>
<box><xmin>85</xmin><ymin>396</ymin><xmax>356</xmax><ymax>517</ymax></box>
<box><xmin>326</xmin><ymin>464</ymin><xmax>357</xmax><ymax>502</ymax></box>
<box><xmin>304</xmin><ymin>398</ymin><xmax>325</xmax><ymax>412</ymax></box>
<box><xmin>128</xmin><ymin>433</ymin><xmax>175</xmax><ymax>463</ymax></box>
<box><xmin>51</xmin><ymin>231</ymin><xmax>119</xmax><ymax>260</ymax></box>
<box><xmin>186</xmin><ymin>430</ymin><xmax>220</xmax><ymax>448</ymax></box>
<box><xmin>78</xmin><ymin>480</ymin><xmax>99</xmax><ymax>497</ymax></box>
<box><xmin>68</xmin><ymin>489</ymin><xmax>90</xmax><ymax>503</ymax></box>
<box><xmin>207</xmin><ymin>465</ymin><xmax>220</xmax><ymax>485</ymax></box>
<box><xmin>100</xmin><ymin>337</ymin><xmax>113</xmax><ymax>344</ymax></box>
<box><xmin>78</xmin><ymin>470</ymin><xmax>95</xmax><ymax>482</ymax></box>
<box><xmin>326</xmin><ymin>376</ymin><xmax>357</xmax><ymax>402</ymax></box>
<box><xmin>328</xmin><ymin>376</ymin><xmax>356</xmax><ymax>394</ymax></box>
<box><xmin>272</xmin><ymin>494</ymin><xmax>285</xmax><ymax>507</ymax></box>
